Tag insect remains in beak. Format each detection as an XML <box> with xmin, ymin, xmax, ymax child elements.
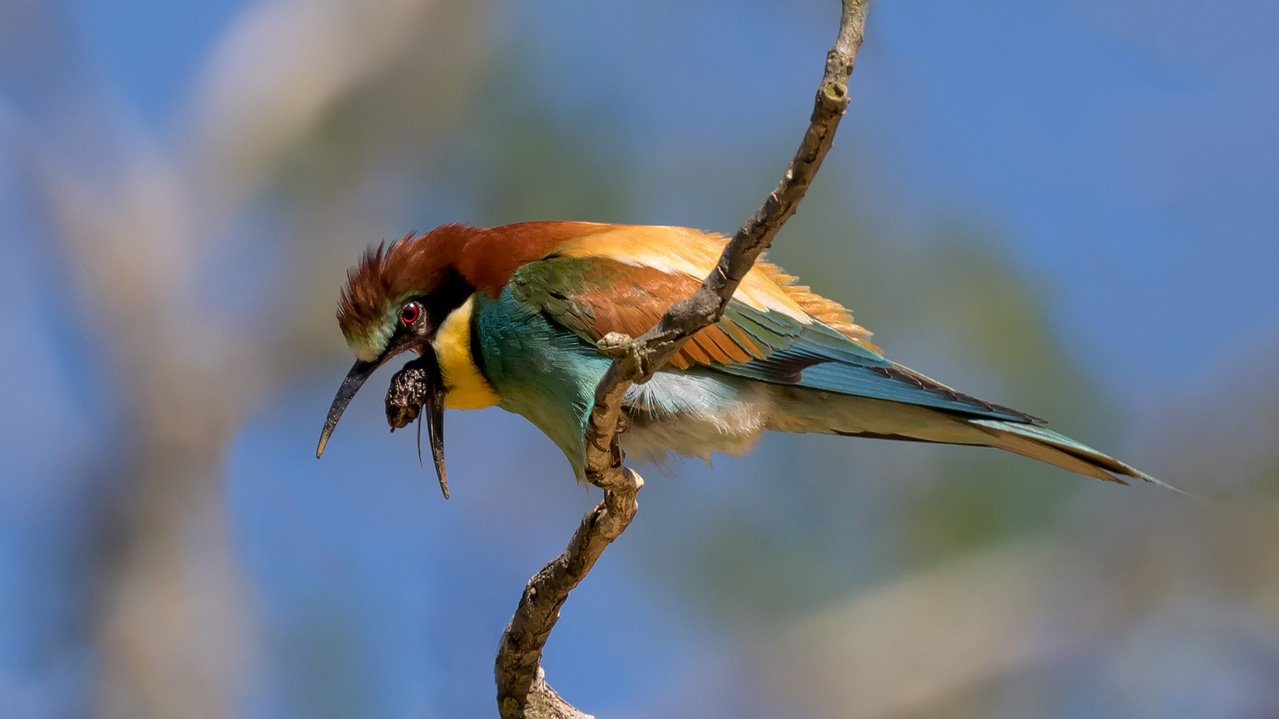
<box><xmin>386</xmin><ymin>353</ymin><xmax>449</xmax><ymax>499</ymax></box>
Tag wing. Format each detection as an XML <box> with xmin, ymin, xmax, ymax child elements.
<box><xmin>508</xmin><ymin>226</ymin><xmax>1038</xmax><ymax>423</ymax></box>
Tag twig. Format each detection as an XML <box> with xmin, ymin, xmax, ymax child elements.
<box><xmin>493</xmin><ymin>2</ymin><xmax>869</xmax><ymax>716</ymax></box>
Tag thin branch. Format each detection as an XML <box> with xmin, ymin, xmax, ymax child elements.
<box><xmin>493</xmin><ymin>1</ymin><xmax>869</xmax><ymax>716</ymax></box>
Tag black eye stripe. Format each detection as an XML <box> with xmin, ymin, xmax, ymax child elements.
<box><xmin>387</xmin><ymin>273</ymin><xmax>473</xmax><ymax>352</ymax></box>
<box><xmin>420</xmin><ymin>272</ymin><xmax>474</xmax><ymax>333</ymax></box>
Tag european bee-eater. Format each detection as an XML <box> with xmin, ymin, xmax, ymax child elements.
<box><xmin>317</xmin><ymin>222</ymin><xmax>1174</xmax><ymax>493</ymax></box>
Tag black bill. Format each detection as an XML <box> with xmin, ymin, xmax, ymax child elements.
<box><xmin>423</xmin><ymin>375</ymin><xmax>448</xmax><ymax>499</ymax></box>
<box><xmin>316</xmin><ymin>358</ymin><xmax>380</xmax><ymax>459</ymax></box>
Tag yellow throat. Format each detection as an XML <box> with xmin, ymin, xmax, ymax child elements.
<box><xmin>433</xmin><ymin>296</ymin><xmax>500</xmax><ymax>410</ymax></box>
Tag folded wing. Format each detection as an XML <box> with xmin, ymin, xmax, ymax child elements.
<box><xmin>510</xmin><ymin>225</ymin><xmax>1038</xmax><ymax>424</ymax></box>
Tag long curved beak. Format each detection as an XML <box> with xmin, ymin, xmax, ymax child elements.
<box><xmin>422</xmin><ymin>357</ymin><xmax>448</xmax><ymax>499</ymax></box>
<box><xmin>316</xmin><ymin>358</ymin><xmax>380</xmax><ymax>458</ymax></box>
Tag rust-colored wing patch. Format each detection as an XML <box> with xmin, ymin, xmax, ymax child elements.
<box><xmin>553</xmin><ymin>224</ymin><xmax>881</xmax><ymax>355</ymax></box>
<box><xmin>572</xmin><ymin>263</ymin><xmax>757</xmax><ymax>369</ymax></box>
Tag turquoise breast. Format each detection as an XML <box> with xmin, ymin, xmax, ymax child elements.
<box><xmin>472</xmin><ymin>288</ymin><xmax>611</xmax><ymax>479</ymax></box>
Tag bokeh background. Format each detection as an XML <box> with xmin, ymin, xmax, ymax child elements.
<box><xmin>3</xmin><ymin>1</ymin><xmax>1278</xmax><ymax>717</ymax></box>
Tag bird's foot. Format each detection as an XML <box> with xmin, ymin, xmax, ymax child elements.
<box><xmin>596</xmin><ymin>332</ymin><xmax>648</xmax><ymax>380</ymax></box>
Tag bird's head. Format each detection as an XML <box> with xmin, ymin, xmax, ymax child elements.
<box><xmin>315</xmin><ymin>227</ymin><xmax>477</xmax><ymax>495</ymax></box>
<box><xmin>334</xmin><ymin>232</ymin><xmax>474</xmax><ymax>366</ymax></box>
<box><xmin>314</xmin><ymin>220</ymin><xmax>608</xmax><ymax>495</ymax></box>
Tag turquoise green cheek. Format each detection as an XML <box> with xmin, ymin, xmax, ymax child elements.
<box><xmin>472</xmin><ymin>289</ymin><xmax>612</xmax><ymax>480</ymax></box>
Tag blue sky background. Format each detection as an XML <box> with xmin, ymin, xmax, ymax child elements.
<box><xmin>58</xmin><ymin>0</ymin><xmax>1279</xmax><ymax>388</ymax></box>
<box><xmin>3</xmin><ymin>1</ymin><xmax>1278</xmax><ymax>717</ymax></box>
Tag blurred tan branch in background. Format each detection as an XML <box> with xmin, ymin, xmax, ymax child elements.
<box><xmin>9</xmin><ymin>0</ymin><xmax>486</xmax><ymax>716</ymax></box>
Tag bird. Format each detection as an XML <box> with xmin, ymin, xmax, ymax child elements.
<box><xmin>316</xmin><ymin>221</ymin><xmax>1177</xmax><ymax>497</ymax></box>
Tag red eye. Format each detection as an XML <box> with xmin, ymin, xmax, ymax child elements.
<box><xmin>400</xmin><ymin>302</ymin><xmax>421</xmax><ymax>325</ymax></box>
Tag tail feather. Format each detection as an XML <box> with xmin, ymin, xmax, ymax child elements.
<box><xmin>969</xmin><ymin>419</ymin><xmax>1188</xmax><ymax>495</ymax></box>
<box><xmin>760</xmin><ymin>385</ymin><xmax>1186</xmax><ymax>494</ymax></box>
